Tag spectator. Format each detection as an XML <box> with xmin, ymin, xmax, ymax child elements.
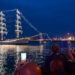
<box><xmin>14</xmin><ymin>62</ymin><xmax>42</xmax><ymax>75</ymax></box>
<box><xmin>66</xmin><ymin>48</ymin><xmax>75</xmax><ymax>75</ymax></box>
<box><xmin>45</xmin><ymin>44</ymin><xmax>66</xmax><ymax>75</ymax></box>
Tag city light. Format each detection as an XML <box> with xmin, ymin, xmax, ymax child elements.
<box><xmin>68</xmin><ymin>37</ymin><xmax>72</xmax><ymax>41</ymax></box>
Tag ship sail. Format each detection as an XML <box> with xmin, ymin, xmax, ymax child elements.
<box><xmin>15</xmin><ymin>9</ymin><xmax>23</xmax><ymax>38</ymax></box>
<box><xmin>0</xmin><ymin>11</ymin><xmax>7</xmax><ymax>40</ymax></box>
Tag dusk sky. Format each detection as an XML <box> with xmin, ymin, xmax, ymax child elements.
<box><xmin>0</xmin><ymin>0</ymin><xmax>75</xmax><ymax>38</ymax></box>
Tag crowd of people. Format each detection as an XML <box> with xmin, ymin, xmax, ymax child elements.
<box><xmin>14</xmin><ymin>44</ymin><xmax>75</xmax><ymax>75</ymax></box>
<box><xmin>43</xmin><ymin>44</ymin><xmax>75</xmax><ymax>75</ymax></box>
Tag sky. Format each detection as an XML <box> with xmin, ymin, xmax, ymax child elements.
<box><xmin>0</xmin><ymin>0</ymin><xmax>75</xmax><ymax>38</ymax></box>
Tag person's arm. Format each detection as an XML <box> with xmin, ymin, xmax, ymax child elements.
<box><xmin>67</xmin><ymin>49</ymin><xmax>75</xmax><ymax>62</ymax></box>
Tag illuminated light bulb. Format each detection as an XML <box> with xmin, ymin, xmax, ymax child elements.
<box><xmin>68</xmin><ymin>37</ymin><xmax>72</xmax><ymax>40</ymax></box>
<box><xmin>16</xmin><ymin>9</ymin><xmax>21</xmax><ymax>15</ymax></box>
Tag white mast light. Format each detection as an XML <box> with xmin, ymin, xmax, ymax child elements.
<box><xmin>0</xmin><ymin>11</ymin><xmax>7</xmax><ymax>40</ymax></box>
<box><xmin>15</xmin><ymin>9</ymin><xmax>23</xmax><ymax>38</ymax></box>
<box><xmin>16</xmin><ymin>9</ymin><xmax>21</xmax><ymax>15</ymax></box>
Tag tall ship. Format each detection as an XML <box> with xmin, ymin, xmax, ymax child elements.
<box><xmin>0</xmin><ymin>9</ymin><xmax>48</xmax><ymax>75</ymax></box>
<box><xmin>0</xmin><ymin>9</ymin><xmax>51</xmax><ymax>47</ymax></box>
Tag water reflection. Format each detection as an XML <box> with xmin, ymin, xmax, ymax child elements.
<box><xmin>0</xmin><ymin>45</ymin><xmax>40</xmax><ymax>75</ymax></box>
<box><xmin>0</xmin><ymin>45</ymin><xmax>41</xmax><ymax>75</ymax></box>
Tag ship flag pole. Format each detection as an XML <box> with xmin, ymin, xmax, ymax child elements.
<box><xmin>0</xmin><ymin>11</ymin><xmax>7</xmax><ymax>41</ymax></box>
<box><xmin>15</xmin><ymin>9</ymin><xmax>23</xmax><ymax>39</ymax></box>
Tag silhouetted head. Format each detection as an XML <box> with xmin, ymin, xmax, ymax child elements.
<box><xmin>51</xmin><ymin>44</ymin><xmax>60</xmax><ymax>54</ymax></box>
<box><xmin>14</xmin><ymin>62</ymin><xmax>42</xmax><ymax>75</ymax></box>
<box><xmin>50</xmin><ymin>59</ymin><xmax>64</xmax><ymax>75</ymax></box>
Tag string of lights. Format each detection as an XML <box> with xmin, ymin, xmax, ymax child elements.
<box><xmin>2</xmin><ymin>9</ymin><xmax>40</xmax><ymax>33</ymax></box>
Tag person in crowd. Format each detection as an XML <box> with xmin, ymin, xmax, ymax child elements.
<box><xmin>66</xmin><ymin>47</ymin><xmax>75</xmax><ymax>75</ymax></box>
<box><xmin>45</xmin><ymin>44</ymin><xmax>67</xmax><ymax>75</ymax></box>
<box><xmin>14</xmin><ymin>61</ymin><xmax>42</xmax><ymax>75</ymax></box>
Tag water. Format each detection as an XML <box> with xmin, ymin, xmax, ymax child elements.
<box><xmin>0</xmin><ymin>41</ymin><xmax>74</xmax><ymax>75</ymax></box>
<box><xmin>0</xmin><ymin>44</ymin><xmax>45</xmax><ymax>75</ymax></box>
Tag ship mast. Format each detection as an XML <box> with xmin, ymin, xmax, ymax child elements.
<box><xmin>0</xmin><ymin>11</ymin><xmax>7</xmax><ymax>41</ymax></box>
<box><xmin>15</xmin><ymin>9</ymin><xmax>23</xmax><ymax>39</ymax></box>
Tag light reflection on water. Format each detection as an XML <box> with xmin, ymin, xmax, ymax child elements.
<box><xmin>0</xmin><ymin>45</ymin><xmax>27</xmax><ymax>53</ymax></box>
<box><xmin>0</xmin><ymin>45</ymin><xmax>41</xmax><ymax>53</ymax></box>
<box><xmin>0</xmin><ymin>45</ymin><xmax>41</xmax><ymax>75</ymax></box>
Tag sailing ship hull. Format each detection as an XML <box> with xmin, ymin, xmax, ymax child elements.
<box><xmin>0</xmin><ymin>39</ymin><xmax>40</xmax><ymax>45</ymax></box>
